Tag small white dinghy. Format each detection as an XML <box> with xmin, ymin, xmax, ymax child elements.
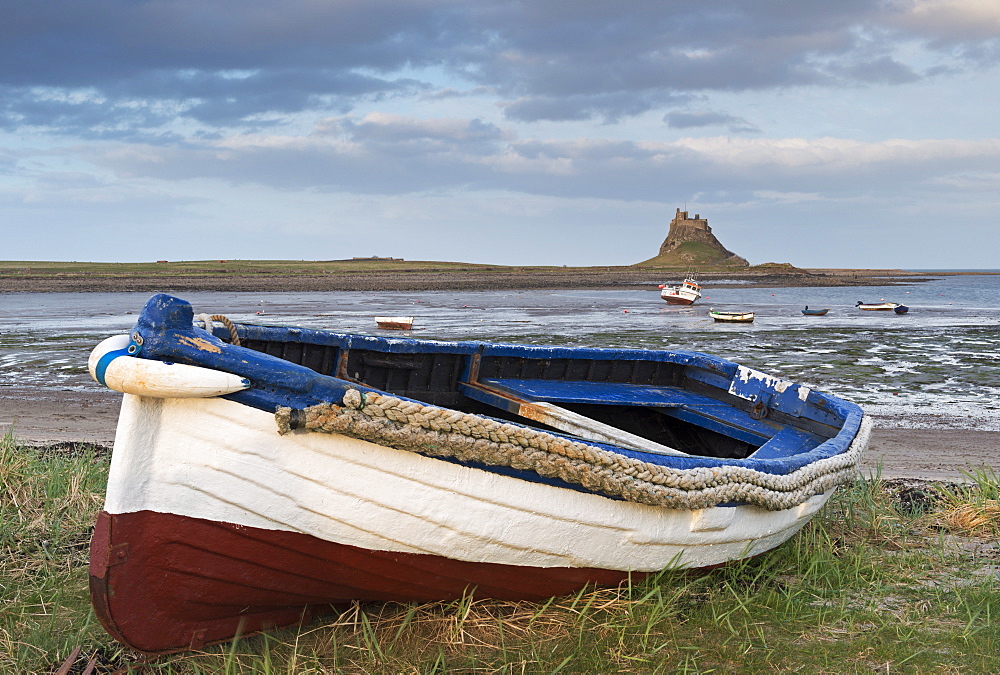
<box><xmin>375</xmin><ymin>316</ymin><xmax>414</xmax><ymax>330</ymax></box>
<box><xmin>709</xmin><ymin>309</ymin><xmax>755</xmax><ymax>323</ymax></box>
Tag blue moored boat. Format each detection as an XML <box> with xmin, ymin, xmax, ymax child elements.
<box><xmin>87</xmin><ymin>293</ymin><xmax>869</xmax><ymax>654</ymax></box>
<box><xmin>801</xmin><ymin>306</ymin><xmax>829</xmax><ymax>316</ymax></box>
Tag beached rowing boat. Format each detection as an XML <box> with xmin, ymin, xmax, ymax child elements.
<box><xmin>856</xmin><ymin>301</ymin><xmax>903</xmax><ymax>311</ymax></box>
<box><xmin>87</xmin><ymin>293</ymin><xmax>868</xmax><ymax>654</ymax></box>
<box><xmin>801</xmin><ymin>307</ymin><xmax>829</xmax><ymax>316</ymax></box>
<box><xmin>709</xmin><ymin>309</ymin><xmax>755</xmax><ymax>323</ymax></box>
<box><xmin>375</xmin><ymin>315</ymin><xmax>414</xmax><ymax>330</ymax></box>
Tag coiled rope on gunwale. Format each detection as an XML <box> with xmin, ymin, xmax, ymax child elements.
<box><xmin>275</xmin><ymin>389</ymin><xmax>869</xmax><ymax>512</ymax></box>
<box><xmin>196</xmin><ymin>313</ymin><xmax>241</xmax><ymax>346</ymax></box>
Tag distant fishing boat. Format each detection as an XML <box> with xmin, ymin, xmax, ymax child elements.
<box><xmin>375</xmin><ymin>316</ymin><xmax>414</xmax><ymax>330</ymax></box>
<box><xmin>856</xmin><ymin>301</ymin><xmax>904</xmax><ymax>311</ymax></box>
<box><xmin>87</xmin><ymin>294</ymin><xmax>867</xmax><ymax>654</ymax></box>
<box><xmin>709</xmin><ymin>309</ymin><xmax>755</xmax><ymax>323</ymax></box>
<box><xmin>801</xmin><ymin>307</ymin><xmax>829</xmax><ymax>316</ymax></box>
<box><xmin>659</xmin><ymin>276</ymin><xmax>702</xmax><ymax>305</ymax></box>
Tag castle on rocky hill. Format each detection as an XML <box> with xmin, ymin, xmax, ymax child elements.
<box><xmin>636</xmin><ymin>208</ymin><xmax>749</xmax><ymax>267</ymax></box>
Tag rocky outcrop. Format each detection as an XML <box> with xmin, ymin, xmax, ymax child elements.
<box><xmin>636</xmin><ymin>209</ymin><xmax>749</xmax><ymax>267</ymax></box>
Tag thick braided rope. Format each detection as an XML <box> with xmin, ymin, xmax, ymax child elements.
<box><xmin>196</xmin><ymin>313</ymin><xmax>242</xmax><ymax>346</ymax></box>
<box><xmin>275</xmin><ymin>390</ymin><xmax>869</xmax><ymax>511</ymax></box>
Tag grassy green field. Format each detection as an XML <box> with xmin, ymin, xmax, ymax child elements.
<box><xmin>0</xmin><ymin>258</ymin><xmax>516</xmax><ymax>276</ymax></box>
<box><xmin>3</xmin><ymin>433</ymin><xmax>997</xmax><ymax>673</ymax></box>
<box><xmin>0</xmin><ymin>258</ymin><xmax>847</xmax><ymax>277</ymax></box>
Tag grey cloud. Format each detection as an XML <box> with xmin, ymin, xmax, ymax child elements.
<box><xmin>317</xmin><ymin>115</ymin><xmax>507</xmax><ymax>161</ymax></box>
<box><xmin>33</xmin><ymin>171</ymin><xmax>111</xmax><ymax>190</ymax></box>
<box><xmin>3</xmin><ymin>0</ymin><xmax>992</xmax><ymax>133</ymax></box>
<box><xmin>0</xmin><ymin>1</ymin><xmax>469</xmax><ymax>133</ymax></box>
<box><xmin>0</xmin><ymin>1</ymin><xmax>460</xmax><ymax>83</ymax></box>
<box><xmin>88</xmin><ymin>125</ymin><xmax>1000</xmax><ymax>208</ymax></box>
<box><xmin>0</xmin><ymin>149</ymin><xmax>18</xmax><ymax>175</ymax></box>
<box><xmin>948</xmin><ymin>39</ymin><xmax>1000</xmax><ymax>65</ymax></box>
<box><xmin>509</xmin><ymin>138</ymin><xmax>650</xmax><ymax>162</ymax></box>
<box><xmin>664</xmin><ymin>111</ymin><xmax>760</xmax><ymax>133</ymax></box>
<box><xmin>501</xmin><ymin>98</ymin><xmax>595</xmax><ymax>123</ymax></box>
<box><xmin>342</xmin><ymin>117</ymin><xmax>505</xmax><ymax>145</ymax></box>
<box><xmin>502</xmin><ymin>92</ymin><xmax>690</xmax><ymax>124</ymax></box>
<box><xmin>884</xmin><ymin>1</ymin><xmax>1000</xmax><ymax>47</ymax></box>
<box><xmin>835</xmin><ymin>56</ymin><xmax>919</xmax><ymax>84</ymax></box>
<box><xmin>466</xmin><ymin>0</ymin><xmax>885</xmax><ymax>121</ymax></box>
<box><xmin>0</xmin><ymin>89</ymin><xmax>188</xmax><ymax>141</ymax></box>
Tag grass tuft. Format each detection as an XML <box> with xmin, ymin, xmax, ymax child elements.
<box><xmin>927</xmin><ymin>468</ymin><xmax>1000</xmax><ymax>537</ymax></box>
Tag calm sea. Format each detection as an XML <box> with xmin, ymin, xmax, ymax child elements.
<box><xmin>2</xmin><ymin>273</ymin><xmax>999</xmax><ymax>431</ymax></box>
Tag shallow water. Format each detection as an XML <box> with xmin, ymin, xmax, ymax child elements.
<box><xmin>2</xmin><ymin>274</ymin><xmax>999</xmax><ymax>431</ymax></box>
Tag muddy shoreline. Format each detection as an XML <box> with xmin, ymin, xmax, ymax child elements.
<box><xmin>4</xmin><ymin>264</ymin><xmax>994</xmax><ymax>481</ymax></box>
<box><xmin>0</xmin><ymin>266</ymin><xmax>944</xmax><ymax>293</ymax></box>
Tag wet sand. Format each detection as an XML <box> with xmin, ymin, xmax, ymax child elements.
<box><xmin>4</xmin><ymin>264</ymin><xmax>995</xmax><ymax>480</ymax></box>
<box><xmin>3</xmin><ymin>389</ymin><xmax>996</xmax><ymax>482</ymax></box>
<box><xmin>0</xmin><ymin>265</ymin><xmax>941</xmax><ymax>293</ymax></box>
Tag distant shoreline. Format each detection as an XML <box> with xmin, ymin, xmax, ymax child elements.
<box><xmin>1</xmin><ymin>259</ymin><xmax>982</xmax><ymax>293</ymax></box>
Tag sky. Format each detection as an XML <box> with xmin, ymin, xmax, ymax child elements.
<box><xmin>2</xmin><ymin>1</ymin><xmax>999</xmax><ymax>269</ymax></box>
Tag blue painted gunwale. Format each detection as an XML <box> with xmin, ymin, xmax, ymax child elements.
<box><xmin>129</xmin><ymin>294</ymin><xmax>863</xmax><ymax>479</ymax></box>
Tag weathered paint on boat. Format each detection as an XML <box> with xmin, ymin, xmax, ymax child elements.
<box><xmin>88</xmin><ymin>293</ymin><xmax>868</xmax><ymax>654</ymax></box>
<box><xmin>88</xmin><ymin>334</ymin><xmax>250</xmax><ymax>398</ymax></box>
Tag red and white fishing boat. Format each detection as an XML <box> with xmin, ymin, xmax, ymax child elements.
<box><xmin>87</xmin><ymin>294</ymin><xmax>868</xmax><ymax>654</ymax></box>
<box><xmin>659</xmin><ymin>276</ymin><xmax>702</xmax><ymax>305</ymax></box>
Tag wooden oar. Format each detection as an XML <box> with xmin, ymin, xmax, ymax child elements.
<box><xmin>459</xmin><ymin>380</ymin><xmax>689</xmax><ymax>457</ymax></box>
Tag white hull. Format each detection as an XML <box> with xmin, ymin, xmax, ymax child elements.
<box><xmin>660</xmin><ymin>277</ymin><xmax>702</xmax><ymax>305</ymax></box>
<box><xmin>710</xmin><ymin>311</ymin><xmax>755</xmax><ymax>323</ymax></box>
<box><xmin>375</xmin><ymin>316</ymin><xmax>414</xmax><ymax>330</ymax></box>
<box><xmin>105</xmin><ymin>395</ymin><xmax>848</xmax><ymax>572</ymax></box>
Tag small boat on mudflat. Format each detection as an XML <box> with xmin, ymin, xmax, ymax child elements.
<box><xmin>86</xmin><ymin>293</ymin><xmax>867</xmax><ymax>654</ymax></box>
<box><xmin>856</xmin><ymin>301</ymin><xmax>904</xmax><ymax>311</ymax></box>
<box><xmin>893</xmin><ymin>305</ymin><xmax>909</xmax><ymax>315</ymax></box>
<box><xmin>709</xmin><ymin>309</ymin><xmax>755</xmax><ymax>323</ymax></box>
<box><xmin>659</xmin><ymin>276</ymin><xmax>702</xmax><ymax>305</ymax></box>
<box><xmin>801</xmin><ymin>307</ymin><xmax>829</xmax><ymax>316</ymax></box>
<box><xmin>375</xmin><ymin>315</ymin><xmax>414</xmax><ymax>330</ymax></box>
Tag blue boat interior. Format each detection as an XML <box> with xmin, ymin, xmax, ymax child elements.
<box><xmin>132</xmin><ymin>294</ymin><xmax>862</xmax><ymax>471</ymax></box>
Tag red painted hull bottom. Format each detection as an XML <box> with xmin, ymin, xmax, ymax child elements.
<box><xmin>662</xmin><ymin>296</ymin><xmax>695</xmax><ymax>305</ymax></box>
<box><xmin>89</xmin><ymin>510</ymin><xmax>640</xmax><ymax>654</ymax></box>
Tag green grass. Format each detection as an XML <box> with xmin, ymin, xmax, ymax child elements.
<box><xmin>2</xmin><ymin>432</ymin><xmax>998</xmax><ymax>673</ymax></box>
<box><xmin>0</xmin><ymin>258</ymin><xmax>516</xmax><ymax>277</ymax></box>
<box><xmin>634</xmin><ymin>241</ymin><xmax>755</xmax><ymax>268</ymax></box>
<box><xmin>0</xmin><ymin>432</ymin><xmax>115</xmax><ymax>672</ymax></box>
<box><xmin>0</xmin><ymin>258</ymin><xmax>835</xmax><ymax>279</ymax></box>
